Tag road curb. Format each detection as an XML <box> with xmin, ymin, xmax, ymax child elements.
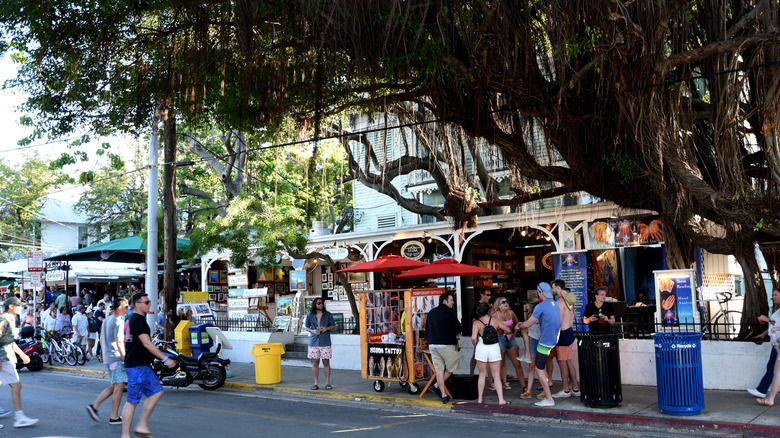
<box><xmin>451</xmin><ymin>402</ymin><xmax>780</xmax><ymax>436</ymax></box>
<box><xmin>44</xmin><ymin>365</ymin><xmax>107</xmax><ymax>377</ymax></box>
<box><xmin>223</xmin><ymin>381</ymin><xmax>452</xmax><ymax>410</ymax></box>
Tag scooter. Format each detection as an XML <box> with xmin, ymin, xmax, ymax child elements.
<box><xmin>14</xmin><ymin>335</ymin><xmax>45</xmax><ymax>372</ymax></box>
<box><xmin>151</xmin><ymin>343</ymin><xmax>230</xmax><ymax>390</ymax></box>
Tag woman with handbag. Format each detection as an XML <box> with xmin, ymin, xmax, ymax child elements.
<box><xmin>471</xmin><ymin>302</ymin><xmax>513</xmax><ymax>405</ymax></box>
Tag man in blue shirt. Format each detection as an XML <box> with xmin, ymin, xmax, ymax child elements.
<box><xmin>517</xmin><ymin>282</ymin><xmax>560</xmax><ymax>407</ymax></box>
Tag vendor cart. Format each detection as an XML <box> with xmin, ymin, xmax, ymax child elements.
<box><xmin>359</xmin><ymin>287</ymin><xmax>445</xmax><ymax>394</ymax></box>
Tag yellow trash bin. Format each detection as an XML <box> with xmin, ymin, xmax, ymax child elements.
<box><xmin>174</xmin><ymin>321</ymin><xmax>194</xmax><ymax>357</ymax></box>
<box><xmin>251</xmin><ymin>343</ymin><xmax>285</xmax><ymax>384</ymax></box>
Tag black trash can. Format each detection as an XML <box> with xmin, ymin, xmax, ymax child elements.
<box><xmin>575</xmin><ymin>332</ymin><xmax>622</xmax><ymax>408</ymax></box>
<box><xmin>651</xmin><ymin>332</ymin><xmax>704</xmax><ymax>415</ymax></box>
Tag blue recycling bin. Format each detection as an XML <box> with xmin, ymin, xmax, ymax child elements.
<box><xmin>652</xmin><ymin>332</ymin><xmax>704</xmax><ymax>415</ymax></box>
<box><xmin>188</xmin><ymin>323</ymin><xmax>214</xmax><ymax>357</ymax></box>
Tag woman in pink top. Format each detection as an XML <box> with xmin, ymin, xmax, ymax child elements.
<box><xmin>490</xmin><ymin>296</ymin><xmax>530</xmax><ymax>393</ymax></box>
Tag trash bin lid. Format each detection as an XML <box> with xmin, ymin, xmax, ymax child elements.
<box><xmin>251</xmin><ymin>343</ymin><xmax>285</xmax><ymax>356</ymax></box>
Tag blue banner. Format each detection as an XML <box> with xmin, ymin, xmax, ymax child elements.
<box><xmin>553</xmin><ymin>251</ymin><xmax>588</xmax><ymax>327</ymax></box>
<box><xmin>655</xmin><ymin>270</ymin><xmax>696</xmax><ymax>327</ymax></box>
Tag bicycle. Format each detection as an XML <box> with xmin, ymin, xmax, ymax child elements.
<box><xmin>63</xmin><ymin>334</ymin><xmax>87</xmax><ymax>366</ymax></box>
<box><xmin>46</xmin><ymin>331</ymin><xmax>77</xmax><ymax>366</ymax></box>
<box><xmin>702</xmin><ymin>292</ymin><xmax>742</xmax><ymax>340</ymax></box>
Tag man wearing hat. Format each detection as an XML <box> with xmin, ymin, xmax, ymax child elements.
<box><xmin>0</xmin><ymin>297</ymin><xmax>38</xmax><ymax>427</ymax></box>
<box><xmin>552</xmin><ymin>285</ymin><xmax>581</xmax><ymax>398</ymax></box>
<box><xmin>516</xmin><ymin>282</ymin><xmax>560</xmax><ymax>407</ymax></box>
<box><xmin>72</xmin><ymin>304</ymin><xmax>90</xmax><ymax>359</ymax></box>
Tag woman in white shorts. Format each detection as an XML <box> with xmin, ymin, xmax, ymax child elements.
<box><xmin>471</xmin><ymin>302</ymin><xmax>513</xmax><ymax>405</ymax></box>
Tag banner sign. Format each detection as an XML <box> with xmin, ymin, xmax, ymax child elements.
<box><xmin>654</xmin><ymin>269</ymin><xmax>697</xmax><ymax>328</ymax></box>
<box><xmin>552</xmin><ymin>251</ymin><xmax>588</xmax><ymax>327</ymax></box>
<box><xmin>586</xmin><ymin>216</ymin><xmax>664</xmax><ymax>250</ymax></box>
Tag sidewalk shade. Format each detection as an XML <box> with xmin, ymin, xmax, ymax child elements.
<box><xmin>174</xmin><ymin>321</ymin><xmax>194</xmax><ymax>356</ymax></box>
<box><xmin>575</xmin><ymin>332</ymin><xmax>622</xmax><ymax>407</ymax></box>
<box><xmin>251</xmin><ymin>343</ymin><xmax>285</xmax><ymax>384</ymax></box>
<box><xmin>189</xmin><ymin>323</ymin><xmax>214</xmax><ymax>356</ymax></box>
<box><xmin>652</xmin><ymin>332</ymin><xmax>704</xmax><ymax>415</ymax></box>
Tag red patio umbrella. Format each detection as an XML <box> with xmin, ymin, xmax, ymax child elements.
<box><xmin>393</xmin><ymin>258</ymin><xmax>504</xmax><ymax>280</ymax></box>
<box><xmin>335</xmin><ymin>255</ymin><xmax>429</xmax><ymax>273</ymax></box>
<box><xmin>335</xmin><ymin>255</ymin><xmax>429</xmax><ymax>288</ymax></box>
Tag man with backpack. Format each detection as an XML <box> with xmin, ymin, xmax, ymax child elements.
<box><xmin>426</xmin><ymin>291</ymin><xmax>461</xmax><ymax>404</ymax></box>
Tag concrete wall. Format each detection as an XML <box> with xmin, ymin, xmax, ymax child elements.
<box><xmin>222</xmin><ymin>332</ymin><xmax>771</xmax><ymax>390</ymax></box>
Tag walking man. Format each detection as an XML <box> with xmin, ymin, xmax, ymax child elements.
<box><xmin>87</xmin><ymin>297</ymin><xmax>128</xmax><ymax>426</ymax></box>
<box><xmin>121</xmin><ymin>293</ymin><xmax>176</xmax><ymax>438</ymax></box>
<box><xmin>517</xmin><ymin>282</ymin><xmax>560</xmax><ymax>407</ymax></box>
<box><xmin>0</xmin><ymin>297</ymin><xmax>38</xmax><ymax>428</ymax></box>
<box><xmin>427</xmin><ymin>291</ymin><xmax>461</xmax><ymax>404</ymax></box>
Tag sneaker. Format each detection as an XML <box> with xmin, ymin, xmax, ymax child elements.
<box><xmin>0</xmin><ymin>409</ymin><xmax>10</xmax><ymax>418</ymax></box>
<box><xmin>488</xmin><ymin>382</ymin><xmax>496</xmax><ymax>391</ymax></box>
<box><xmin>502</xmin><ymin>382</ymin><xmax>511</xmax><ymax>390</ymax></box>
<box><xmin>430</xmin><ymin>386</ymin><xmax>441</xmax><ymax>397</ymax></box>
<box><xmin>86</xmin><ymin>404</ymin><xmax>99</xmax><ymax>422</ymax></box>
<box><xmin>552</xmin><ymin>390</ymin><xmax>571</xmax><ymax>398</ymax></box>
<box><xmin>441</xmin><ymin>395</ymin><xmax>451</xmax><ymax>404</ymax></box>
<box><xmin>748</xmin><ymin>388</ymin><xmax>767</xmax><ymax>398</ymax></box>
<box><xmin>534</xmin><ymin>399</ymin><xmax>555</xmax><ymax>407</ymax></box>
<box><xmin>520</xmin><ymin>356</ymin><xmax>532</xmax><ymax>363</ymax></box>
<box><xmin>14</xmin><ymin>415</ymin><xmax>38</xmax><ymax>428</ymax></box>
<box><xmin>571</xmin><ymin>390</ymin><xmax>581</xmax><ymax>397</ymax></box>
<box><xmin>108</xmin><ymin>417</ymin><xmax>122</xmax><ymax>425</ymax></box>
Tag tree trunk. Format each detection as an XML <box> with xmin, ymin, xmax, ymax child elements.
<box><xmin>163</xmin><ymin>118</ymin><xmax>178</xmax><ymax>340</ymax></box>
<box><xmin>734</xmin><ymin>239</ymin><xmax>768</xmax><ymax>338</ymax></box>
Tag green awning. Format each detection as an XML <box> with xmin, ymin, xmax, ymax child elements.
<box><xmin>47</xmin><ymin>236</ymin><xmax>190</xmax><ymax>262</ymax></box>
<box><xmin>0</xmin><ymin>280</ymin><xmax>14</xmax><ymax>287</ymax></box>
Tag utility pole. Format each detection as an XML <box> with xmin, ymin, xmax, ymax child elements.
<box><xmin>146</xmin><ymin>123</ymin><xmax>159</xmax><ymax>332</ymax></box>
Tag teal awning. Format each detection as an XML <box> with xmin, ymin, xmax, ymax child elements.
<box><xmin>47</xmin><ymin>236</ymin><xmax>190</xmax><ymax>262</ymax></box>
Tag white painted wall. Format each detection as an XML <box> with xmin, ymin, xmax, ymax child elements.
<box><xmin>222</xmin><ymin>331</ymin><xmax>770</xmax><ymax>390</ymax></box>
<box><xmin>40</xmin><ymin>222</ymin><xmax>81</xmax><ymax>257</ymax></box>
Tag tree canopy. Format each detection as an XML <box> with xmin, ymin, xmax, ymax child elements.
<box><xmin>3</xmin><ymin>0</ymin><xmax>780</xmax><ymax>325</ymax></box>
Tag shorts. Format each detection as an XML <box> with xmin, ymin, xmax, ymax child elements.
<box><xmin>530</xmin><ymin>337</ymin><xmax>539</xmax><ymax>355</ymax></box>
<box><xmin>556</xmin><ymin>344</ymin><xmax>572</xmax><ymax>361</ymax></box>
<box><xmin>498</xmin><ymin>334</ymin><xmax>518</xmax><ymax>351</ymax></box>
<box><xmin>430</xmin><ymin>344</ymin><xmax>460</xmax><ymax>372</ymax></box>
<box><xmin>557</xmin><ymin>327</ymin><xmax>575</xmax><ymax>347</ymax></box>
<box><xmin>125</xmin><ymin>365</ymin><xmax>163</xmax><ymax>404</ymax></box>
<box><xmin>308</xmin><ymin>346</ymin><xmax>332</xmax><ymax>360</ymax></box>
<box><xmin>74</xmin><ymin>335</ymin><xmax>89</xmax><ymax>346</ymax></box>
<box><xmin>535</xmin><ymin>344</ymin><xmax>552</xmax><ymax>370</ymax></box>
<box><xmin>88</xmin><ymin>332</ymin><xmax>98</xmax><ymax>340</ymax></box>
<box><xmin>0</xmin><ymin>361</ymin><xmax>19</xmax><ymax>385</ymax></box>
<box><xmin>106</xmin><ymin>360</ymin><xmax>128</xmax><ymax>384</ymax></box>
<box><xmin>474</xmin><ymin>338</ymin><xmax>502</xmax><ymax>363</ymax></box>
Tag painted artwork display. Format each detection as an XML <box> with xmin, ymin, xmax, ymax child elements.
<box><xmin>277</xmin><ymin>296</ymin><xmax>294</xmax><ymax>316</ymax></box>
<box><xmin>273</xmin><ymin>316</ymin><xmax>291</xmax><ymax>331</ymax></box>
<box><xmin>289</xmin><ymin>269</ymin><xmax>306</xmax><ymax>291</ymax></box>
<box><xmin>591</xmin><ymin>249</ymin><xmax>621</xmax><ymax>299</ymax></box>
<box><xmin>209</xmin><ymin>270</ymin><xmax>219</xmax><ymax>284</ymax></box>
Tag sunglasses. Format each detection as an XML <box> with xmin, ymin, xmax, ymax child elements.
<box><xmin>500</xmin><ymin>300</ymin><xmax>508</xmax><ymax>304</ymax></box>
<box><xmin>137</xmin><ymin>300</ymin><xmax>151</xmax><ymax>305</ymax></box>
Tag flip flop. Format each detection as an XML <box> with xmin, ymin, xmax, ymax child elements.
<box><xmin>134</xmin><ymin>431</ymin><xmax>154</xmax><ymax>438</ymax></box>
<box><xmin>325</xmin><ymin>384</ymin><xmax>333</xmax><ymax>390</ymax></box>
<box><xmin>757</xmin><ymin>397</ymin><xmax>774</xmax><ymax>407</ymax></box>
<box><xmin>311</xmin><ymin>385</ymin><xmax>319</xmax><ymax>390</ymax></box>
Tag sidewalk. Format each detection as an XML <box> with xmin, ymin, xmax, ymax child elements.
<box><xmin>46</xmin><ymin>360</ymin><xmax>779</xmax><ymax>436</ymax></box>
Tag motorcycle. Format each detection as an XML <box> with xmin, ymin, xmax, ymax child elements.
<box><xmin>151</xmin><ymin>343</ymin><xmax>230</xmax><ymax>390</ymax></box>
<box><xmin>14</xmin><ymin>332</ymin><xmax>45</xmax><ymax>372</ymax></box>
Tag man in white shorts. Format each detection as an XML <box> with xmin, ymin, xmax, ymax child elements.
<box><xmin>0</xmin><ymin>297</ymin><xmax>38</xmax><ymax>428</ymax></box>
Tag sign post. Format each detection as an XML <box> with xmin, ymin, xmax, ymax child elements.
<box><xmin>27</xmin><ymin>252</ymin><xmax>44</xmax><ymax>335</ymax></box>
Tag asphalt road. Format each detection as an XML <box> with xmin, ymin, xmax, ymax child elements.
<box><xmin>0</xmin><ymin>370</ymin><xmax>697</xmax><ymax>437</ymax></box>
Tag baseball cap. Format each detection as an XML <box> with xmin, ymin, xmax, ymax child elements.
<box><xmin>3</xmin><ymin>297</ymin><xmax>23</xmax><ymax>307</ymax></box>
<box><xmin>77</xmin><ymin>304</ymin><xmax>86</xmax><ymax>311</ymax></box>
<box><xmin>563</xmin><ymin>291</ymin><xmax>576</xmax><ymax>311</ymax></box>
<box><xmin>537</xmin><ymin>282</ymin><xmax>553</xmax><ymax>299</ymax></box>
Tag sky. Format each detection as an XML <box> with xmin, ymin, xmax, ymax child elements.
<box><xmin>0</xmin><ymin>53</ymin><xmax>142</xmax><ymax>201</ymax></box>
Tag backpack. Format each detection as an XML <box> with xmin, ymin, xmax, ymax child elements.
<box><xmin>88</xmin><ymin>316</ymin><xmax>99</xmax><ymax>333</ymax></box>
<box><xmin>480</xmin><ymin>317</ymin><xmax>499</xmax><ymax>345</ymax></box>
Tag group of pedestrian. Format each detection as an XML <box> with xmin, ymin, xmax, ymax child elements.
<box><xmin>85</xmin><ymin>292</ymin><xmax>176</xmax><ymax>438</ymax></box>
